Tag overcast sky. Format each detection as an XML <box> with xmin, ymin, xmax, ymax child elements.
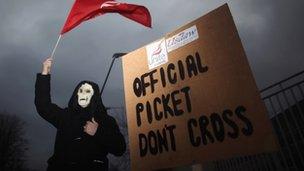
<box><xmin>0</xmin><ymin>0</ymin><xmax>304</xmax><ymax>170</ymax></box>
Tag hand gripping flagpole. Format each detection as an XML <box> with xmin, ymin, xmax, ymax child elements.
<box><xmin>50</xmin><ymin>35</ymin><xmax>63</xmax><ymax>59</ymax></box>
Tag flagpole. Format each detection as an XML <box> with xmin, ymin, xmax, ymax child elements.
<box><xmin>50</xmin><ymin>35</ymin><xmax>62</xmax><ymax>59</ymax></box>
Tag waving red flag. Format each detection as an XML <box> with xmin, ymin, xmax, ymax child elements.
<box><xmin>61</xmin><ymin>0</ymin><xmax>152</xmax><ymax>34</ymax></box>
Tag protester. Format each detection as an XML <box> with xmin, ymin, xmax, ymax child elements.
<box><xmin>35</xmin><ymin>58</ymin><xmax>126</xmax><ymax>171</ymax></box>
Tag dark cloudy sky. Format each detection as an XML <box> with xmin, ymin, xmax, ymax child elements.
<box><xmin>0</xmin><ymin>0</ymin><xmax>304</xmax><ymax>170</ymax></box>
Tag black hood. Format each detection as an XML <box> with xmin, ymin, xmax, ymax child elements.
<box><xmin>68</xmin><ymin>80</ymin><xmax>107</xmax><ymax>122</ymax></box>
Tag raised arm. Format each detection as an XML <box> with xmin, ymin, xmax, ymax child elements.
<box><xmin>34</xmin><ymin>58</ymin><xmax>65</xmax><ymax>128</ymax></box>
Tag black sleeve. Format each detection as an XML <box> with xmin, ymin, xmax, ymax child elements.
<box><xmin>94</xmin><ymin>116</ymin><xmax>126</xmax><ymax>156</ymax></box>
<box><xmin>34</xmin><ymin>73</ymin><xmax>65</xmax><ymax>128</ymax></box>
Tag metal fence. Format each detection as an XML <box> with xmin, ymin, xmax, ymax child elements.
<box><xmin>260</xmin><ymin>70</ymin><xmax>304</xmax><ymax>170</ymax></box>
<box><xmin>202</xmin><ymin>70</ymin><xmax>304</xmax><ymax>171</ymax></box>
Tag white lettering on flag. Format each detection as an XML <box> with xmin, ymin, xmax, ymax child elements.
<box><xmin>100</xmin><ymin>1</ymin><xmax>121</xmax><ymax>9</ymax></box>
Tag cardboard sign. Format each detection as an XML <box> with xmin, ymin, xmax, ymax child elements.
<box><xmin>122</xmin><ymin>4</ymin><xmax>278</xmax><ymax>171</ymax></box>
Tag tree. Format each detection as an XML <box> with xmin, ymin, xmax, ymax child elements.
<box><xmin>0</xmin><ymin>112</ymin><xmax>28</xmax><ymax>171</ymax></box>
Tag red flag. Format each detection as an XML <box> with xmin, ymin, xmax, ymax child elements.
<box><xmin>61</xmin><ymin>0</ymin><xmax>152</xmax><ymax>34</ymax></box>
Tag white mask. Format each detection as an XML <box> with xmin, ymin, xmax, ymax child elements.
<box><xmin>77</xmin><ymin>83</ymin><xmax>94</xmax><ymax>108</ymax></box>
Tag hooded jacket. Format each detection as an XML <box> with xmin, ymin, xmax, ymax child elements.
<box><xmin>35</xmin><ymin>74</ymin><xmax>126</xmax><ymax>170</ymax></box>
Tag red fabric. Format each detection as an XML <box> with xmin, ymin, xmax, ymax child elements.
<box><xmin>61</xmin><ymin>0</ymin><xmax>151</xmax><ymax>34</ymax></box>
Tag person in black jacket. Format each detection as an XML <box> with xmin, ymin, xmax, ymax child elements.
<box><xmin>35</xmin><ymin>58</ymin><xmax>126</xmax><ymax>171</ymax></box>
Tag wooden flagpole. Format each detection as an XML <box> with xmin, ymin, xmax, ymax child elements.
<box><xmin>50</xmin><ymin>35</ymin><xmax>62</xmax><ymax>59</ymax></box>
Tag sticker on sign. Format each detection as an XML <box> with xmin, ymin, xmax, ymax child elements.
<box><xmin>166</xmin><ymin>25</ymin><xmax>199</xmax><ymax>52</ymax></box>
<box><xmin>146</xmin><ymin>39</ymin><xmax>168</xmax><ymax>70</ymax></box>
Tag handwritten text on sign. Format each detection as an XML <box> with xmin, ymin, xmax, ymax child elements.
<box><xmin>122</xmin><ymin>4</ymin><xmax>277</xmax><ymax>171</ymax></box>
<box><xmin>132</xmin><ymin>51</ymin><xmax>253</xmax><ymax>156</ymax></box>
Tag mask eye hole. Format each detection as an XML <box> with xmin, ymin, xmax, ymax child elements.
<box><xmin>86</xmin><ymin>90</ymin><xmax>91</xmax><ymax>93</ymax></box>
<box><xmin>79</xmin><ymin>89</ymin><xmax>83</xmax><ymax>93</ymax></box>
